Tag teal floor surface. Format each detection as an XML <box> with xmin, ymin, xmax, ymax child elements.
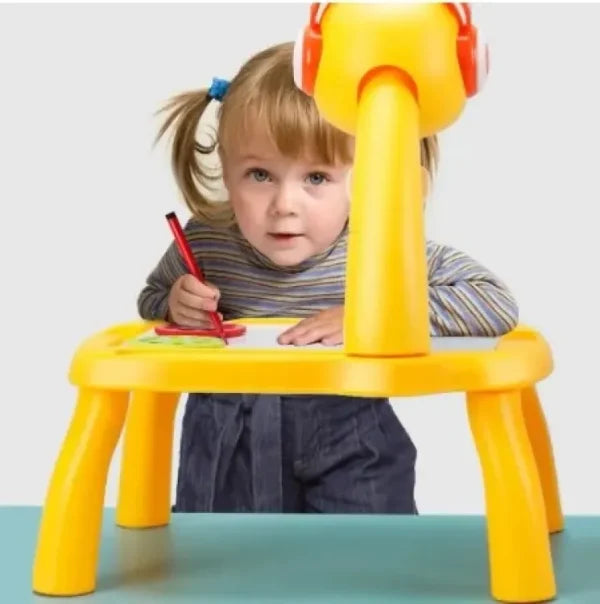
<box><xmin>3</xmin><ymin>507</ymin><xmax>600</xmax><ymax>603</ymax></box>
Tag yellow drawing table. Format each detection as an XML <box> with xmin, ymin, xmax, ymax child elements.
<box><xmin>32</xmin><ymin>319</ymin><xmax>562</xmax><ymax>603</ymax></box>
<box><xmin>32</xmin><ymin>4</ymin><xmax>564</xmax><ymax>603</ymax></box>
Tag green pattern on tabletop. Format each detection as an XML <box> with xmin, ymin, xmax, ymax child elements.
<box><xmin>126</xmin><ymin>332</ymin><xmax>225</xmax><ymax>349</ymax></box>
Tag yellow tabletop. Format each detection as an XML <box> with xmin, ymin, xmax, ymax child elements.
<box><xmin>68</xmin><ymin>319</ymin><xmax>553</xmax><ymax>397</ymax></box>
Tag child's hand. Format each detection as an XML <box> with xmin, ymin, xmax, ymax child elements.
<box><xmin>277</xmin><ymin>306</ymin><xmax>344</xmax><ymax>346</ymax></box>
<box><xmin>167</xmin><ymin>274</ymin><xmax>222</xmax><ymax>328</ymax></box>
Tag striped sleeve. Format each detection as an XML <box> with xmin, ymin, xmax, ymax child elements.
<box><xmin>427</xmin><ymin>242</ymin><xmax>519</xmax><ymax>337</ymax></box>
<box><xmin>136</xmin><ymin>224</ymin><xmax>191</xmax><ymax>321</ymax></box>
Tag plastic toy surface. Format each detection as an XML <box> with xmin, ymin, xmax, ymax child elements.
<box><xmin>294</xmin><ymin>3</ymin><xmax>488</xmax><ymax>132</ymax></box>
<box><xmin>32</xmin><ymin>4</ymin><xmax>562</xmax><ymax>603</ymax></box>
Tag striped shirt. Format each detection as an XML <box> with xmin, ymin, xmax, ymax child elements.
<box><xmin>137</xmin><ymin>219</ymin><xmax>518</xmax><ymax>337</ymax></box>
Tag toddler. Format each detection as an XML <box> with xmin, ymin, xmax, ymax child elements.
<box><xmin>137</xmin><ymin>42</ymin><xmax>518</xmax><ymax>514</ymax></box>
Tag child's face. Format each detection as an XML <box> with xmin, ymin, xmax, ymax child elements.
<box><xmin>222</xmin><ymin>132</ymin><xmax>351</xmax><ymax>267</ymax></box>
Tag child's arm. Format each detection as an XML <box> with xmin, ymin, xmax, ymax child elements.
<box><xmin>427</xmin><ymin>242</ymin><xmax>519</xmax><ymax>337</ymax></box>
<box><xmin>137</xmin><ymin>231</ymin><xmax>190</xmax><ymax>322</ymax></box>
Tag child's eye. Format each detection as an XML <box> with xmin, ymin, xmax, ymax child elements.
<box><xmin>247</xmin><ymin>168</ymin><xmax>270</xmax><ymax>182</ymax></box>
<box><xmin>306</xmin><ymin>172</ymin><xmax>329</xmax><ymax>185</ymax></box>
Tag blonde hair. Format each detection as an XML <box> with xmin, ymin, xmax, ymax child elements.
<box><xmin>156</xmin><ymin>42</ymin><xmax>438</xmax><ymax>228</ymax></box>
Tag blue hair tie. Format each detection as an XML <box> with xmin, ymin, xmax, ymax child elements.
<box><xmin>207</xmin><ymin>77</ymin><xmax>229</xmax><ymax>102</ymax></box>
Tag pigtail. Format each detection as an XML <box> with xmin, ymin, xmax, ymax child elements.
<box><xmin>155</xmin><ymin>90</ymin><xmax>234</xmax><ymax>228</ymax></box>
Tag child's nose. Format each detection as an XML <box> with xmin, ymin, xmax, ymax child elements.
<box><xmin>271</xmin><ymin>185</ymin><xmax>298</xmax><ymax>215</ymax></box>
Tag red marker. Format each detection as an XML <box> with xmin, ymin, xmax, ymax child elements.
<box><xmin>165</xmin><ymin>211</ymin><xmax>228</xmax><ymax>344</ymax></box>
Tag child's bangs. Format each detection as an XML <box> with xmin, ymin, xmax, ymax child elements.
<box><xmin>222</xmin><ymin>89</ymin><xmax>353</xmax><ymax>166</ymax></box>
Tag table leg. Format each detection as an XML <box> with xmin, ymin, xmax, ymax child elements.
<box><xmin>467</xmin><ymin>389</ymin><xmax>556</xmax><ymax>603</ymax></box>
<box><xmin>32</xmin><ymin>388</ymin><xmax>129</xmax><ymax>596</ymax></box>
<box><xmin>521</xmin><ymin>385</ymin><xmax>563</xmax><ymax>534</ymax></box>
<box><xmin>116</xmin><ymin>391</ymin><xmax>180</xmax><ymax>528</ymax></box>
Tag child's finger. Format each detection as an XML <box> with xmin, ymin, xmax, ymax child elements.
<box><xmin>292</xmin><ymin>326</ymin><xmax>328</xmax><ymax>345</ymax></box>
<box><xmin>174</xmin><ymin>300</ymin><xmax>209</xmax><ymax>321</ymax></box>
<box><xmin>321</xmin><ymin>330</ymin><xmax>343</xmax><ymax>346</ymax></box>
<box><xmin>278</xmin><ymin>323</ymin><xmax>308</xmax><ymax>344</ymax></box>
<box><xmin>178</xmin><ymin>289</ymin><xmax>219</xmax><ymax>312</ymax></box>
<box><xmin>176</xmin><ymin>310</ymin><xmax>223</xmax><ymax>326</ymax></box>
<box><xmin>181</xmin><ymin>275</ymin><xmax>220</xmax><ymax>300</ymax></box>
<box><xmin>284</xmin><ymin>323</ymin><xmax>335</xmax><ymax>346</ymax></box>
<box><xmin>278</xmin><ymin>317</ymin><xmax>319</xmax><ymax>343</ymax></box>
<box><xmin>172</xmin><ymin>304</ymin><xmax>212</xmax><ymax>325</ymax></box>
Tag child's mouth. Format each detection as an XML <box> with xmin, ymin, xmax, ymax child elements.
<box><xmin>269</xmin><ymin>233</ymin><xmax>302</xmax><ymax>241</ymax></box>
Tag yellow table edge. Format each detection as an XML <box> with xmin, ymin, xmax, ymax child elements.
<box><xmin>66</xmin><ymin>320</ymin><xmax>553</xmax><ymax>397</ymax></box>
